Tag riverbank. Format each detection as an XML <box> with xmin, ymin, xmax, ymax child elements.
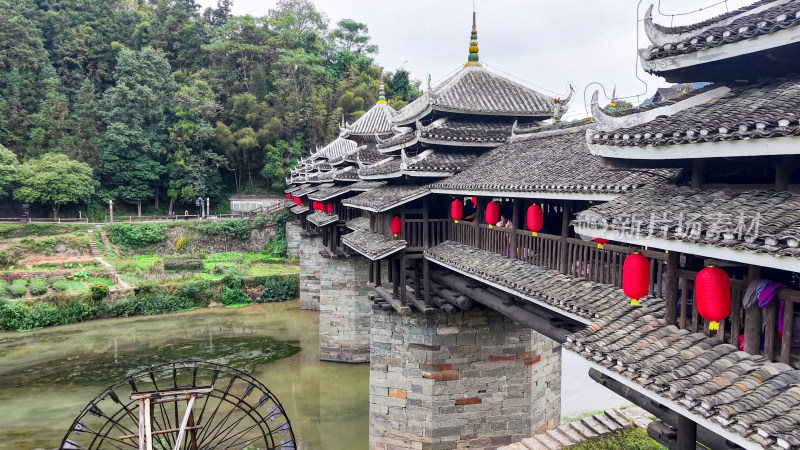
<box><xmin>0</xmin><ymin>299</ymin><xmax>369</xmax><ymax>449</ymax></box>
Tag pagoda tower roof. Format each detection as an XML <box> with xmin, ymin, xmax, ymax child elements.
<box><xmin>342</xmin><ymin>80</ymin><xmax>398</xmax><ymax>141</ymax></box>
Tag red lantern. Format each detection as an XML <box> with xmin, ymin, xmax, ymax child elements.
<box><xmin>696</xmin><ymin>266</ymin><xmax>731</xmax><ymax>331</ymax></box>
<box><xmin>472</xmin><ymin>196</ymin><xmax>477</xmax><ymax>206</ymax></box>
<box><xmin>294</xmin><ymin>197</ymin><xmax>301</xmax><ymax>205</ymax></box>
<box><xmin>594</xmin><ymin>237</ymin><xmax>610</xmax><ymax>249</ymax></box>
<box><xmin>327</xmin><ymin>203</ymin><xmax>334</xmax><ymax>214</ymax></box>
<box><xmin>286</xmin><ymin>193</ymin><xmax>292</xmax><ymax>199</ymax></box>
<box><xmin>391</xmin><ymin>216</ymin><xmax>402</xmax><ymax>237</ymax></box>
<box><xmin>451</xmin><ymin>199</ymin><xmax>463</xmax><ymax>222</ymax></box>
<box><xmin>312</xmin><ymin>201</ymin><xmax>318</xmax><ymax>210</ymax></box>
<box><xmin>622</xmin><ymin>252</ymin><xmax>650</xmax><ymax>306</ymax></box>
<box><xmin>527</xmin><ymin>204</ymin><xmax>543</xmax><ymax>236</ymax></box>
<box><xmin>485</xmin><ymin>201</ymin><xmax>499</xmax><ymax>228</ymax></box>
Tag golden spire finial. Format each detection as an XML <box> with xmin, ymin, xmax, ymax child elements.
<box><xmin>465</xmin><ymin>10</ymin><xmax>481</xmax><ymax>67</ymax></box>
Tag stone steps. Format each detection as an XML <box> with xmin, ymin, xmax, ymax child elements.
<box><xmin>499</xmin><ymin>409</ymin><xmax>635</xmax><ymax>450</ymax></box>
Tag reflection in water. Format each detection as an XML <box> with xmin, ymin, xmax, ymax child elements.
<box><xmin>0</xmin><ymin>300</ymin><xmax>369</xmax><ymax>450</ymax></box>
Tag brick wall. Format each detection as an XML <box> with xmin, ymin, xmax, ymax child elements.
<box><xmin>530</xmin><ymin>330</ymin><xmax>561</xmax><ymax>433</ymax></box>
<box><xmin>285</xmin><ymin>221</ymin><xmax>302</xmax><ymax>258</ymax></box>
<box><xmin>299</xmin><ymin>233</ymin><xmax>323</xmax><ymax>310</ymax></box>
<box><xmin>369</xmin><ymin>308</ymin><xmax>539</xmax><ymax>450</ymax></box>
<box><xmin>318</xmin><ymin>255</ymin><xmax>372</xmax><ymax>363</ymax></box>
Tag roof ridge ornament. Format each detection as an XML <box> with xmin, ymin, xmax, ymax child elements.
<box><xmin>377</xmin><ymin>72</ymin><xmax>387</xmax><ymax>105</ymax></box>
<box><xmin>552</xmin><ymin>83</ymin><xmax>575</xmax><ymax>122</ymax></box>
<box><xmin>465</xmin><ymin>10</ymin><xmax>482</xmax><ymax>67</ymax></box>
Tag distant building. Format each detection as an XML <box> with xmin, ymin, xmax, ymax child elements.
<box><xmin>228</xmin><ymin>195</ymin><xmax>283</xmax><ymax>213</ymax></box>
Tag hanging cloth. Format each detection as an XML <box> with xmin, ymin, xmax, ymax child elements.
<box><xmin>758</xmin><ymin>282</ymin><xmax>789</xmax><ymax>338</ymax></box>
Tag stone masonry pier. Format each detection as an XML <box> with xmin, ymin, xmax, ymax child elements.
<box><xmin>318</xmin><ymin>255</ymin><xmax>372</xmax><ymax>363</ymax></box>
<box><xmin>369</xmin><ymin>307</ymin><xmax>561</xmax><ymax>450</ymax></box>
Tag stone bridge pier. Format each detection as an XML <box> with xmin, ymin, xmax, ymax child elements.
<box><xmin>291</xmin><ymin>222</ymin><xmax>372</xmax><ymax>363</ymax></box>
<box><xmin>369</xmin><ymin>307</ymin><xmax>561</xmax><ymax>450</ymax></box>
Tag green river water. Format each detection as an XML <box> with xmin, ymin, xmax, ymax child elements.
<box><xmin>0</xmin><ymin>299</ymin><xmax>369</xmax><ymax>449</ymax></box>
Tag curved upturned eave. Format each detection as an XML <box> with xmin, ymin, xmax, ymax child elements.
<box><xmin>643</xmin><ymin>1</ymin><xmax>790</xmax><ymax>47</ymax></box>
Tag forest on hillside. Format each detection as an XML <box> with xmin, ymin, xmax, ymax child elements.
<box><xmin>0</xmin><ymin>0</ymin><xmax>421</xmax><ymax>218</ymax></box>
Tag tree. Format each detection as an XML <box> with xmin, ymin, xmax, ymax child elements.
<box><xmin>14</xmin><ymin>153</ymin><xmax>97</xmax><ymax>217</ymax></box>
<box><xmin>332</xmin><ymin>19</ymin><xmax>377</xmax><ymax>55</ymax></box>
<box><xmin>605</xmin><ymin>99</ymin><xmax>633</xmax><ymax>111</ymax></box>
<box><xmin>0</xmin><ymin>144</ymin><xmax>19</xmax><ymax>197</ymax></box>
<box><xmin>99</xmin><ymin>47</ymin><xmax>176</xmax><ymax>216</ymax></box>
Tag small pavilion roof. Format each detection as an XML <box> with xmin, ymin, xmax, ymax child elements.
<box><xmin>334</xmin><ymin>166</ymin><xmax>360</xmax><ymax>181</ymax></box>
<box><xmin>376</xmin><ymin>128</ymin><xmax>418</xmax><ymax>153</ymax></box>
<box><xmin>285</xmin><ymin>184</ymin><xmax>309</xmax><ymax>194</ymax></box>
<box><xmin>392</xmin><ymin>65</ymin><xmax>558</xmax><ymax>125</ymax></box>
<box><xmin>431</xmin><ymin>124</ymin><xmax>679</xmax><ymax>200</ymax></box>
<box><xmin>346</xmin><ymin>217</ymin><xmax>370</xmax><ymax>231</ymax></box>
<box><xmin>342</xmin><ymin>183</ymin><xmax>432</xmax><ymax>213</ymax></box>
<box><xmin>293</xmin><ymin>183</ymin><xmax>333</xmax><ymax>197</ymax></box>
<box><xmin>574</xmin><ymin>186</ymin><xmax>800</xmax><ymax>273</ymax></box>
<box><xmin>418</xmin><ymin>117</ymin><xmax>511</xmax><ymax>146</ymax></box>
<box><xmin>359</xmin><ymin>149</ymin><xmax>479</xmax><ymax>180</ymax></box>
<box><xmin>306</xmin><ymin>211</ymin><xmax>338</xmax><ymax>227</ymax></box>
<box><xmin>342</xmin><ymin>229</ymin><xmax>407</xmax><ymax>260</ymax></box>
<box><xmin>290</xmin><ymin>204</ymin><xmax>309</xmax><ymax>215</ymax></box>
<box><xmin>307</xmin><ymin>180</ymin><xmax>387</xmax><ymax>202</ymax></box>
<box><xmin>316</xmin><ymin>137</ymin><xmax>358</xmax><ymax>161</ymax></box>
<box><xmin>342</xmin><ymin>103</ymin><xmax>398</xmax><ymax>140</ymax></box>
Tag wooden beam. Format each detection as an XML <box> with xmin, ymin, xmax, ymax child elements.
<box><xmin>677</xmin><ymin>415</ymin><xmax>697</xmax><ymax>450</ymax></box>
<box><xmin>744</xmin><ymin>265</ymin><xmax>761</xmax><ymax>355</ymax></box>
<box><xmin>665</xmin><ymin>251</ymin><xmax>680</xmax><ymax>326</ymax></box>
<box><xmin>373</xmin><ymin>285</ymin><xmax>412</xmax><ymax>315</ymax></box>
<box><xmin>414</xmin><ymin>260</ymin><xmax>422</xmax><ymax>300</ymax></box>
<box><xmin>422</xmin><ymin>197</ymin><xmax>430</xmax><ymax>249</ymax></box>
<box><xmin>400</xmin><ymin>252</ymin><xmax>407</xmax><ymax>304</ymax></box>
<box><xmin>369</xmin><ymin>260</ymin><xmax>374</xmax><ymax>284</ymax></box>
<box><xmin>423</xmin><ymin>259</ymin><xmax>431</xmax><ymax>305</ymax></box>
<box><xmin>374</xmin><ymin>259</ymin><xmax>382</xmax><ymax>287</ymax></box>
<box><xmin>692</xmin><ymin>160</ymin><xmax>705</xmax><ymax>189</ymax></box>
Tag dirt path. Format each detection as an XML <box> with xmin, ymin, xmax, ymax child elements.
<box><xmin>90</xmin><ymin>227</ymin><xmax>132</xmax><ymax>290</ymax></box>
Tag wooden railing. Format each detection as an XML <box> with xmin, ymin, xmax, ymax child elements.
<box><xmin>405</xmin><ymin>219</ymin><xmax>450</xmax><ymax>250</ymax></box>
<box><xmin>518</xmin><ymin>231</ymin><xmax>561</xmax><ymax>271</ymax></box>
<box><xmin>565</xmin><ymin>239</ymin><xmax>667</xmax><ymax>294</ymax></box>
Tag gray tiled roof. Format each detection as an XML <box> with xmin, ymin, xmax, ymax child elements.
<box><xmin>425</xmin><ymin>241</ymin><xmax>640</xmax><ymax>323</ymax></box>
<box><xmin>590</xmin><ymin>77</ymin><xmax>800</xmax><ymax>148</ymax></box>
<box><xmin>344</xmin><ymin>103</ymin><xmax>397</xmax><ymax>136</ymax></box>
<box><xmin>307</xmin><ymin>211</ymin><xmax>338</xmax><ymax>227</ymax></box>
<box><xmin>346</xmin><ymin>147</ymin><xmax>386</xmax><ymax>165</ymax></box>
<box><xmin>432</xmin><ymin>125</ymin><xmax>679</xmax><ymax>198</ymax></box>
<box><xmin>290</xmin><ymin>205</ymin><xmax>309</xmax><ymax>214</ymax></box>
<box><xmin>293</xmin><ymin>183</ymin><xmax>333</xmax><ymax>197</ymax></box>
<box><xmin>346</xmin><ymin>216</ymin><xmax>370</xmax><ymax>231</ymax></box>
<box><xmin>642</xmin><ymin>1</ymin><xmax>800</xmax><ymax>61</ymax></box>
<box><xmin>342</xmin><ymin>183</ymin><xmax>432</xmax><ymax>212</ymax></box>
<box><xmin>574</xmin><ymin>186</ymin><xmax>800</xmax><ymax>260</ymax></box>
<box><xmin>358</xmin><ymin>157</ymin><xmax>401</xmax><ymax>178</ymax></box>
<box><xmin>285</xmin><ymin>184</ymin><xmax>309</xmax><ymax>194</ymax></box>
<box><xmin>376</xmin><ymin>129</ymin><xmax>417</xmax><ymax>151</ymax></box>
<box><xmin>316</xmin><ymin>137</ymin><xmax>358</xmax><ymax>161</ymax></box>
<box><xmin>565</xmin><ymin>309</ymin><xmax>800</xmax><ymax>449</ymax></box>
<box><xmin>307</xmin><ymin>180</ymin><xmax>387</xmax><ymax>201</ymax></box>
<box><xmin>334</xmin><ymin>166</ymin><xmax>360</xmax><ymax>181</ymax></box>
<box><xmin>393</xmin><ymin>65</ymin><xmax>557</xmax><ymax>124</ymax></box>
<box><xmin>419</xmin><ymin>118</ymin><xmax>511</xmax><ymax>145</ymax></box>
<box><xmin>359</xmin><ymin>150</ymin><xmax>479</xmax><ymax>180</ymax></box>
<box><xmin>342</xmin><ymin>229</ymin><xmax>407</xmax><ymax>260</ymax></box>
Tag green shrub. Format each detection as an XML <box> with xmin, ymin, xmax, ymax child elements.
<box><xmin>0</xmin><ymin>299</ymin><xmax>102</xmax><ymax>331</ymax></box>
<box><xmin>163</xmin><ymin>256</ymin><xmax>203</xmax><ymax>271</ymax></box>
<box><xmin>196</xmin><ymin>249</ymin><xmax>207</xmax><ymax>260</ymax></box>
<box><xmin>221</xmin><ymin>285</ymin><xmax>251</xmax><ymax>306</ymax></box>
<box><xmin>196</xmin><ymin>220</ymin><xmax>251</xmax><ymax>242</ymax></box>
<box><xmin>29</xmin><ymin>278</ymin><xmax>49</xmax><ymax>296</ymax></box>
<box><xmin>50</xmin><ymin>277</ymin><xmax>69</xmax><ymax>292</ymax></box>
<box><xmin>253</xmin><ymin>216</ymin><xmax>268</xmax><ymax>228</ymax></box>
<box><xmin>108</xmin><ymin>297</ymin><xmax>138</xmax><ymax>317</ymax></box>
<box><xmin>222</xmin><ymin>272</ymin><xmax>243</xmax><ymax>289</ymax></box>
<box><xmin>256</xmin><ymin>276</ymin><xmax>298</xmax><ymax>303</ymax></box>
<box><xmin>0</xmin><ymin>250</ymin><xmax>17</xmax><ymax>268</ymax></box>
<box><xmin>90</xmin><ymin>283</ymin><xmax>110</xmax><ymax>301</ymax></box>
<box><xmin>0</xmin><ymin>280</ymin><xmax>7</xmax><ymax>298</ymax></box>
<box><xmin>8</xmin><ymin>279</ymin><xmax>28</xmax><ymax>297</ymax></box>
<box><xmin>135</xmin><ymin>292</ymin><xmax>194</xmax><ymax>315</ymax></box>
<box><xmin>180</xmin><ymin>280</ymin><xmax>213</xmax><ymax>306</ymax></box>
<box><xmin>108</xmin><ymin>223</ymin><xmax>168</xmax><ymax>247</ymax></box>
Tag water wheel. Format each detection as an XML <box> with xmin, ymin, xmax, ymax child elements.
<box><xmin>60</xmin><ymin>360</ymin><xmax>296</xmax><ymax>450</ymax></box>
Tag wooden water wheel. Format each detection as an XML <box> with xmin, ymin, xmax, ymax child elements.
<box><xmin>60</xmin><ymin>360</ymin><xmax>296</xmax><ymax>449</ymax></box>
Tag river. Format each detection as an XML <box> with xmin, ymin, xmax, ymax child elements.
<box><xmin>0</xmin><ymin>300</ymin><xmax>369</xmax><ymax>450</ymax></box>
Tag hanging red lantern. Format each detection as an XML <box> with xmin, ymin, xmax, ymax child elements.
<box><xmin>696</xmin><ymin>266</ymin><xmax>731</xmax><ymax>331</ymax></box>
<box><xmin>312</xmin><ymin>201</ymin><xmax>318</xmax><ymax>210</ymax></box>
<box><xmin>485</xmin><ymin>201</ymin><xmax>499</xmax><ymax>228</ymax></box>
<box><xmin>472</xmin><ymin>196</ymin><xmax>477</xmax><ymax>206</ymax></box>
<box><xmin>391</xmin><ymin>216</ymin><xmax>402</xmax><ymax>237</ymax></box>
<box><xmin>294</xmin><ymin>197</ymin><xmax>301</xmax><ymax>205</ymax></box>
<box><xmin>327</xmin><ymin>203</ymin><xmax>334</xmax><ymax>214</ymax></box>
<box><xmin>594</xmin><ymin>237</ymin><xmax>610</xmax><ymax>249</ymax></box>
<box><xmin>451</xmin><ymin>199</ymin><xmax>463</xmax><ymax>222</ymax></box>
<box><xmin>622</xmin><ymin>252</ymin><xmax>650</xmax><ymax>306</ymax></box>
<box><xmin>286</xmin><ymin>193</ymin><xmax>292</xmax><ymax>199</ymax></box>
<box><xmin>527</xmin><ymin>204</ymin><xmax>543</xmax><ymax>236</ymax></box>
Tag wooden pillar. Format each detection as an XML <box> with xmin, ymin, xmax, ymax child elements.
<box><xmin>400</xmin><ymin>207</ymin><xmax>406</xmax><ymax>240</ymax></box>
<box><xmin>558</xmin><ymin>201</ymin><xmax>571</xmax><ymax>273</ymax></box>
<box><xmin>475</xmin><ymin>197</ymin><xmax>484</xmax><ymax>250</ymax></box>
<box><xmin>677</xmin><ymin>415</ymin><xmax>697</xmax><ymax>450</ymax></box>
<box><xmin>374</xmin><ymin>259</ymin><xmax>382</xmax><ymax>287</ymax></box>
<box><xmin>369</xmin><ymin>260</ymin><xmax>375</xmax><ymax>284</ymax></box>
<box><xmin>392</xmin><ymin>257</ymin><xmax>400</xmax><ymax>299</ymax></box>
<box><xmin>423</xmin><ymin>258</ymin><xmax>431</xmax><ymax>305</ymax></box>
<box><xmin>399</xmin><ymin>252</ymin><xmax>407</xmax><ymax>304</ymax></box>
<box><xmin>691</xmin><ymin>160</ymin><xmax>705</xmax><ymax>189</ymax></box>
<box><xmin>387</xmin><ymin>257</ymin><xmax>393</xmax><ymax>283</ymax></box>
<box><xmin>744</xmin><ymin>265</ymin><xmax>762</xmax><ymax>355</ymax></box>
<box><xmin>776</xmin><ymin>155</ymin><xmax>791</xmax><ymax>191</ymax></box>
<box><xmin>665</xmin><ymin>251</ymin><xmax>680</xmax><ymax>326</ymax></box>
<box><xmin>511</xmin><ymin>199</ymin><xmax>520</xmax><ymax>259</ymax></box>
<box><xmin>422</xmin><ymin>198</ymin><xmax>430</xmax><ymax>249</ymax></box>
<box><xmin>414</xmin><ymin>260</ymin><xmax>422</xmax><ymax>300</ymax></box>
